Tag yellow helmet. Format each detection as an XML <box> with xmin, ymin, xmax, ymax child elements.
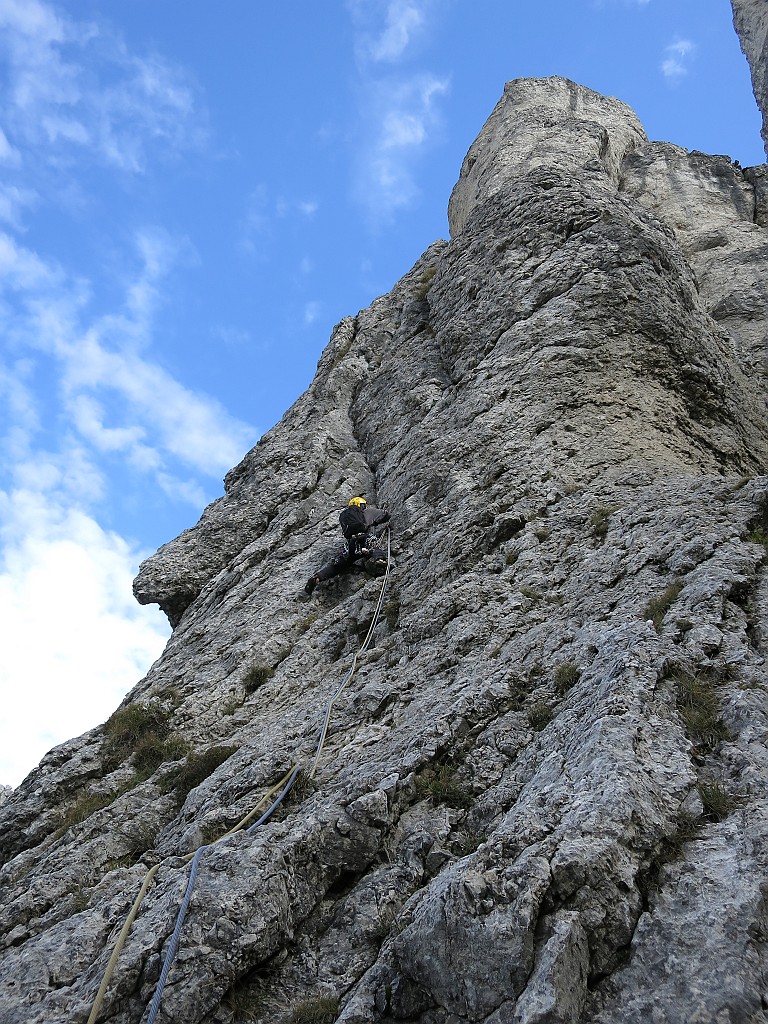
<box><xmin>348</xmin><ymin>496</ymin><xmax>367</xmax><ymax>507</ymax></box>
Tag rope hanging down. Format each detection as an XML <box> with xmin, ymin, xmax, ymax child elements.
<box><xmin>86</xmin><ymin>528</ymin><xmax>392</xmax><ymax>1024</ymax></box>
<box><xmin>86</xmin><ymin>766</ymin><xmax>298</xmax><ymax>1024</ymax></box>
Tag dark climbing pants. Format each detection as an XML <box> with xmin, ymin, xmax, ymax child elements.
<box><xmin>316</xmin><ymin>549</ymin><xmax>360</xmax><ymax>582</ymax></box>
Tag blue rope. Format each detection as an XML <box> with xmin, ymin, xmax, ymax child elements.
<box><xmin>246</xmin><ymin>764</ymin><xmax>303</xmax><ymax>834</ymax></box>
<box><xmin>142</xmin><ymin>527</ymin><xmax>391</xmax><ymax>1020</ymax></box>
<box><xmin>145</xmin><ymin>845</ymin><xmax>206</xmax><ymax>1024</ymax></box>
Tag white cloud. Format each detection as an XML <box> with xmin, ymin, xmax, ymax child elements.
<box><xmin>0</xmin><ymin>359</ymin><xmax>39</xmax><ymax>447</ymax></box>
<box><xmin>661</xmin><ymin>39</ymin><xmax>695</xmax><ymax>80</ymax></box>
<box><xmin>95</xmin><ymin>53</ymin><xmax>203</xmax><ymax>173</ymax></box>
<box><xmin>0</xmin><ymin>0</ymin><xmax>204</xmax><ymax>173</ymax></box>
<box><xmin>0</xmin><ymin>485</ymin><xmax>169</xmax><ymax>787</ymax></box>
<box><xmin>0</xmin><ymin>229</ymin><xmax>254</xmax><ymax>482</ymax></box>
<box><xmin>346</xmin><ymin>1</ymin><xmax>448</xmax><ymax>222</ymax></box>
<box><xmin>592</xmin><ymin>0</ymin><xmax>651</xmax><ymax>7</ymax></box>
<box><xmin>356</xmin><ymin>73</ymin><xmax>449</xmax><ymax>220</ymax></box>
<box><xmin>0</xmin><ymin>222</ymin><xmax>251</xmax><ymax>787</ymax></box>
<box><xmin>0</xmin><ymin>184</ymin><xmax>37</xmax><ymax>230</ymax></box>
<box><xmin>349</xmin><ymin>0</ymin><xmax>432</xmax><ymax>64</ymax></box>
<box><xmin>304</xmin><ymin>300</ymin><xmax>321</xmax><ymax>326</ymax></box>
<box><xmin>0</xmin><ymin>0</ymin><xmax>241</xmax><ymax>791</ymax></box>
<box><xmin>214</xmin><ymin>325</ymin><xmax>253</xmax><ymax>348</ymax></box>
<box><xmin>276</xmin><ymin>196</ymin><xmax>319</xmax><ymax>219</ymax></box>
<box><xmin>155</xmin><ymin>471</ymin><xmax>207</xmax><ymax>508</ymax></box>
<box><xmin>0</xmin><ymin>230</ymin><xmax>59</xmax><ymax>290</ymax></box>
<box><xmin>58</xmin><ymin>332</ymin><xmax>252</xmax><ymax>476</ymax></box>
<box><xmin>0</xmin><ymin>0</ymin><xmax>66</xmax><ymax>39</ymax></box>
<box><xmin>370</xmin><ymin>0</ymin><xmax>425</xmax><ymax>61</ymax></box>
<box><xmin>0</xmin><ymin>127</ymin><xmax>21</xmax><ymax>166</ymax></box>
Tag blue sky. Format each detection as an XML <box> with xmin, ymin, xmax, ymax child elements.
<box><xmin>0</xmin><ymin>0</ymin><xmax>763</xmax><ymax>787</ymax></box>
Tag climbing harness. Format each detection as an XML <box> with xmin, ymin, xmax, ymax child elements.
<box><xmin>86</xmin><ymin>527</ymin><xmax>391</xmax><ymax>1024</ymax></box>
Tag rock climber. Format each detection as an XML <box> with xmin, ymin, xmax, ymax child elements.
<box><xmin>305</xmin><ymin>497</ymin><xmax>390</xmax><ymax>594</ymax></box>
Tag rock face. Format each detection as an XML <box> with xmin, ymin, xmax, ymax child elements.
<box><xmin>732</xmin><ymin>0</ymin><xmax>768</xmax><ymax>156</ymax></box>
<box><xmin>2</xmin><ymin>75</ymin><xmax>768</xmax><ymax>1024</ymax></box>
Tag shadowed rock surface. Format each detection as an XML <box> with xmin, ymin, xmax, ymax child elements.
<box><xmin>2</xmin><ymin>68</ymin><xmax>768</xmax><ymax>1024</ymax></box>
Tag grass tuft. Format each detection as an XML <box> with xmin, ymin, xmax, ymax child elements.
<box><xmin>589</xmin><ymin>506</ymin><xmax>619</xmax><ymax>540</ymax></box>
<box><xmin>527</xmin><ymin>702</ymin><xmax>553</xmax><ymax>731</ymax></box>
<box><xmin>698</xmin><ymin>781</ymin><xmax>737</xmax><ymax>822</ymax></box>
<box><xmin>103</xmin><ymin>702</ymin><xmax>171</xmax><ymax>766</ymax></box>
<box><xmin>642</xmin><ymin>580</ymin><xmax>683</xmax><ymax>633</ymax></box>
<box><xmin>163</xmin><ymin>744</ymin><xmax>239</xmax><ymax>802</ymax></box>
<box><xmin>452</xmin><ymin>830</ymin><xmax>485</xmax><ymax>856</ymax></box>
<box><xmin>554</xmin><ymin>661</ymin><xmax>580</xmax><ymax>695</ymax></box>
<box><xmin>286</xmin><ymin>768</ymin><xmax>313</xmax><ymax>804</ymax></box>
<box><xmin>674</xmin><ymin>672</ymin><xmax>730</xmax><ymax>749</ymax></box>
<box><xmin>658</xmin><ymin>809</ymin><xmax>701</xmax><ymax>864</ymax></box>
<box><xmin>58</xmin><ymin>790</ymin><xmax>116</xmax><ymax>834</ymax></box>
<box><xmin>223</xmin><ymin>978</ymin><xmax>261</xmax><ymax>1021</ymax></box>
<box><xmin>383</xmin><ymin>597</ymin><xmax>400</xmax><ymax>631</ymax></box>
<box><xmin>289</xmin><ymin>996</ymin><xmax>339</xmax><ymax>1024</ymax></box>
<box><xmin>413</xmin><ymin>265</ymin><xmax>437</xmax><ymax>299</ymax></box>
<box><xmin>242</xmin><ymin>664</ymin><xmax>275</xmax><ymax>693</ymax></box>
<box><xmin>416</xmin><ymin>765</ymin><xmax>472</xmax><ymax>809</ymax></box>
<box><xmin>747</xmin><ymin>526</ymin><xmax>768</xmax><ymax>552</ymax></box>
<box><xmin>222</xmin><ymin>696</ymin><xmax>242</xmax><ymax>716</ymax></box>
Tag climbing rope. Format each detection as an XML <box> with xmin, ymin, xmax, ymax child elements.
<box><xmin>85</xmin><ymin>765</ymin><xmax>298</xmax><ymax>1024</ymax></box>
<box><xmin>310</xmin><ymin>527</ymin><xmax>392</xmax><ymax>778</ymax></box>
<box><xmin>86</xmin><ymin>527</ymin><xmax>392</xmax><ymax>1024</ymax></box>
<box><xmin>145</xmin><ymin>846</ymin><xmax>205</xmax><ymax>1024</ymax></box>
<box><xmin>86</xmin><ymin>864</ymin><xmax>160</xmax><ymax>1024</ymax></box>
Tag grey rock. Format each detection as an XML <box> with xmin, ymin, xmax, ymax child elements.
<box><xmin>732</xmin><ymin>0</ymin><xmax>768</xmax><ymax>157</ymax></box>
<box><xmin>2</xmin><ymin>68</ymin><xmax>768</xmax><ymax>1024</ymax></box>
<box><xmin>507</xmin><ymin>911</ymin><xmax>589</xmax><ymax>1024</ymax></box>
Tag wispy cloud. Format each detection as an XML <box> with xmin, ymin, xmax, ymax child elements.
<box><xmin>0</xmin><ymin>183</ymin><xmax>37</xmax><ymax>229</ymax></box>
<box><xmin>0</xmin><ymin>127</ymin><xmax>21</xmax><ymax>166</ymax></box>
<box><xmin>0</xmin><ymin>0</ymin><xmax>205</xmax><ymax>173</ymax></box>
<box><xmin>214</xmin><ymin>325</ymin><xmax>253</xmax><ymax>348</ymax></box>
<box><xmin>661</xmin><ymin>39</ymin><xmax>695</xmax><ymax>80</ymax></box>
<box><xmin>242</xmin><ymin>186</ymin><xmax>320</xmax><ymax>254</ymax></box>
<box><xmin>304</xmin><ymin>300</ymin><xmax>321</xmax><ymax>326</ymax></box>
<box><xmin>1</xmin><ymin>225</ymin><xmax>254</xmax><ymax>488</ymax></box>
<box><xmin>359</xmin><ymin>73</ymin><xmax>448</xmax><ymax>219</ymax></box>
<box><xmin>347</xmin><ymin>0</ymin><xmax>449</xmax><ymax>223</ymax></box>
<box><xmin>0</xmin><ymin>0</ymin><xmax>242</xmax><ymax>789</ymax></box>
<box><xmin>0</xmin><ymin>224</ymin><xmax>254</xmax><ymax>787</ymax></box>
<box><xmin>368</xmin><ymin>0</ymin><xmax>427</xmax><ymax>62</ymax></box>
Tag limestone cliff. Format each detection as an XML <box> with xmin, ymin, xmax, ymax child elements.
<box><xmin>732</xmin><ymin>0</ymin><xmax>768</xmax><ymax>156</ymax></box>
<box><xmin>2</xmin><ymin>73</ymin><xmax>768</xmax><ymax>1024</ymax></box>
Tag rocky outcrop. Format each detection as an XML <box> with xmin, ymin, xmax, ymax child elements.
<box><xmin>2</xmin><ymin>75</ymin><xmax>768</xmax><ymax>1024</ymax></box>
<box><xmin>732</xmin><ymin>0</ymin><xmax>768</xmax><ymax>156</ymax></box>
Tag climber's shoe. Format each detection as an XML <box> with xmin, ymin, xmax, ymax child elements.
<box><xmin>304</xmin><ymin>575</ymin><xmax>320</xmax><ymax>595</ymax></box>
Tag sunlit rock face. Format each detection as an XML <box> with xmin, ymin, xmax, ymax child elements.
<box><xmin>732</xmin><ymin>0</ymin><xmax>768</xmax><ymax>156</ymax></box>
<box><xmin>1</xmin><ymin>69</ymin><xmax>768</xmax><ymax>1024</ymax></box>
